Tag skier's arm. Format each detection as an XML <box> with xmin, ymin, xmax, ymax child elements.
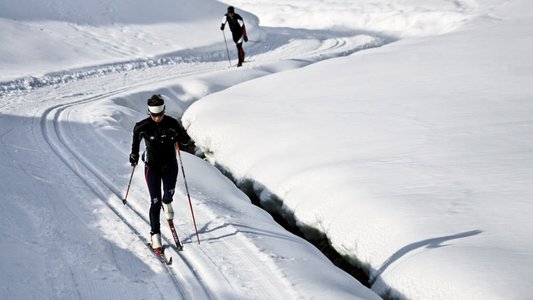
<box><xmin>242</xmin><ymin>23</ymin><xmax>248</xmax><ymax>41</ymax></box>
<box><xmin>237</xmin><ymin>17</ymin><xmax>248</xmax><ymax>41</ymax></box>
<box><xmin>173</xmin><ymin>120</ymin><xmax>195</xmax><ymax>154</ymax></box>
<box><xmin>220</xmin><ymin>15</ymin><xmax>227</xmax><ymax>30</ymax></box>
<box><xmin>130</xmin><ymin>123</ymin><xmax>142</xmax><ymax>165</ymax></box>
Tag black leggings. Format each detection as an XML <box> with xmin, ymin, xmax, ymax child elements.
<box><xmin>145</xmin><ymin>163</ymin><xmax>178</xmax><ymax>234</ymax></box>
<box><xmin>236</xmin><ymin>42</ymin><xmax>245</xmax><ymax>64</ymax></box>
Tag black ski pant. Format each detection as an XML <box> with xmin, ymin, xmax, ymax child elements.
<box><xmin>145</xmin><ymin>162</ymin><xmax>178</xmax><ymax>235</ymax></box>
<box><xmin>232</xmin><ymin>34</ymin><xmax>245</xmax><ymax>65</ymax></box>
<box><xmin>236</xmin><ymin>42</ymin><xmax>245</xmax><ymax>65</ymax></box>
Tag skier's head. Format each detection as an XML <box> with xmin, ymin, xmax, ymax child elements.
<box><xmin>147</xmin><ymin>94</ymin><xmax>165</xmax><ymax>120</ymax></box>
<box><xmin>227</xmin><ymin>6</ymin><xmax>235</xmax><ymax>15</ymax></box>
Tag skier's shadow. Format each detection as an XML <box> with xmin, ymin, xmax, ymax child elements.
<box><xmin>370</xmin><ymin>229</ymin><xmax>482</xmax><ymax>284</ymax></box>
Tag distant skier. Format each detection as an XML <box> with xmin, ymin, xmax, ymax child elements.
<box><xmin>129</xmin><ymin>94</ymin><xmax>193</xmax><ymax>251</ymax></box>
<box><xmin>220</xmin><ymin>6</ymin><xmax>248</xmax><ymax>67</ymax></box>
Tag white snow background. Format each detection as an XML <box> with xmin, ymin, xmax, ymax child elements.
<box><xmin>1</xmin><ymin>0</ymin><xmax>532</xmax><ymax>299</ymax></box>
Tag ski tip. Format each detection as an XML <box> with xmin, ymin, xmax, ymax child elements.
<box><xmin>167</xmin><ymin>257</ymin><xmax>173</xmax><ymax>265</ymax></box>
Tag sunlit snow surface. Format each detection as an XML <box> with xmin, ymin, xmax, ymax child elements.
<box><xmin>1</xmin><ymin>0</ymin><xmax>533</xmax><ymax>299</ymax></box>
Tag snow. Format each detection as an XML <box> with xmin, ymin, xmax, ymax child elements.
<box><xmin>1</xmin><ymin>0</ymin><xmax>532</xmax><ymax>299</ymax></box>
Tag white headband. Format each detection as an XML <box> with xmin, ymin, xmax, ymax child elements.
<box><xmin>148</xmin><ymin>104</ymin><xmax>165</xmax><ymax>114</ymax></box>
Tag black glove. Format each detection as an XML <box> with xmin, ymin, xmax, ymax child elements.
<box><xmin>220</xmin><ymin>24</ymin><xmax>225</xmax><ymax>31</ymax></box>
<box><xmin>178</xmin><ymin>142</ymin><xmax>196</xmax><ymax>154</ymax></box>
<box><xmin>243</xmin><ymin>35</ymin><xmax>248</xmax><ymax>42</ymax></box>
<box><xmin>129</xmin><ymin>153</ymin><xmax>139</xmax><ymax>166</ymax></box>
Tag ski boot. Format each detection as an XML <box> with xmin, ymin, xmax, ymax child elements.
<box><xmin>162</xmin><ymin>202</ymin><xmax>174</xmax><ymax>220</ymax></box>
<box><xmin>151</xmin><ymin>233</ymin><xmax>162</xmax><ymax>250</ymax></box>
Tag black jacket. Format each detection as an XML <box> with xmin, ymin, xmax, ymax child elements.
<box><xmin>223</xmin><ymin>13</ymin><xmax>247</xmax><ymax>42</ymax></box>
<box><xmin>131</xmin><ymin>115</ymin><xmax>191</xmax><ymax>168</ymax></box>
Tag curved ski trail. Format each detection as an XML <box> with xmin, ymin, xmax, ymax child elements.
<box><xmin>1</xmin><ymin>28</ymin><xmax>384</xmax><ymax>298</ymax></box>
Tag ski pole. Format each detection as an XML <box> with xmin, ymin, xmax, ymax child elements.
<box><xmin>123</xmin><ymin>165</ymin><xmax>136</xmax><ymax>204</ymax></box>
<box><xmin>222</xmin><ymin>30</ymin><xmax>232</xmax><ymax>67</ymax></box>
<box><xmin>176</xmin><ymin>143</ymin><xmax>201</xmax><ymax>244</ymax></box>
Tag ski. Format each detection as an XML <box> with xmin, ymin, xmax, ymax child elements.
<box><xmin>147</xmin><ymin>243</ymin><xmax>172</xmax><ymax>265</ymax></box>
<box><xmin>168</xmin><ymin>219</ymin><xmax>184</xmax><ymax>251</ymax></box>
<box><xmin>235</xmin><ymin>60</ymin><xmax>253</xmax><ymax>68</ymax></box>
<box><xmin>226</xmin><ymin>60</ymin><xmax>254</xmax><ymax>69</ymax></box>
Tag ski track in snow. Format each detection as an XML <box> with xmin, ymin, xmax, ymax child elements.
<box><xmin>40</xmin><ymin>91</ymin><xmax>190</xmax><ymax>298</ymax></box>
<box><xmin>3</xmin><ymin>28</ymin><xmax>385</xmax><ymax>298</ymax></box>
<box><xmin>48</xmin><ymin>109</ymin><xmax>206</xmax><ymax>298</ymax></box>
<box><xmin>46</xmin><ymin>88</ymin><xmax>294</xmax><ymax>298</ymax></box>
<box><xmin>0</xmin><ymin>29</ymin><xmax>385</xmax><ymax>95</ymax></box>
<box><xmin>37</xmin><ymin>62</ymin><xmax>296</xmax><ymax>300</ymax></box>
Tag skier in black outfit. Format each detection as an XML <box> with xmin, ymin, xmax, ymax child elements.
<box><xmin>220</xmin><ymin>6</ymin><xmax>248</xmax><ymax>67</ymax></box>
<box><xmin>129</xmin><ymin>94</ymin><xmax>193</xmax><ymax>251</ymax></box>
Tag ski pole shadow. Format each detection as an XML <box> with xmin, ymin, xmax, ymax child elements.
<box><xmin>182</xmin><ymin>220</ymin><xmax>302</xmax><ymax>244</ymax></box>
<box><xmin>370</xmin><ymin>229</ymin><xmax>483</xmax><ymax>284</ymax></box>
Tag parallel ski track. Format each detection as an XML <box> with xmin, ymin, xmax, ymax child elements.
<box><xmin>41</xmin><ymin>102</ymin><xmax>186</xmax><ymax>298</ymax></box>
<box><xmin>34</xmin><ymin>59</ymin><xmax>278</xmax><ymax>299</ymax></box>
<box><xmin>39</xmin><ymin>83</ymin><xmax>216</xmax><ymax>299</ymax></box>
<box><xmin>52</xmin><ymin>89</ymin><xmax>291</xmax><ymax>299</ymax></box>
<box><xmin>30</xmin><ymin>33</ymin><xmax>384</xmax><ymax>299</ymax></box>
<box><xmin>41</xmin><ymin>79</ymin><xmax>299</xmax><ymax>300</ymax></box>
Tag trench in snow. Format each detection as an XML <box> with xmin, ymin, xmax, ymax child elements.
<box><xmin>207</xmin><ymin>161</ymin><xmax>373</xmax><ymax>289</ymax></box>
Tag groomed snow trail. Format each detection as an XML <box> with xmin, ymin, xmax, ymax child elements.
<box><xmin>1</xmin><ymin>30</ymin><xmax>384</xmax><ymax>299</ymax></box>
